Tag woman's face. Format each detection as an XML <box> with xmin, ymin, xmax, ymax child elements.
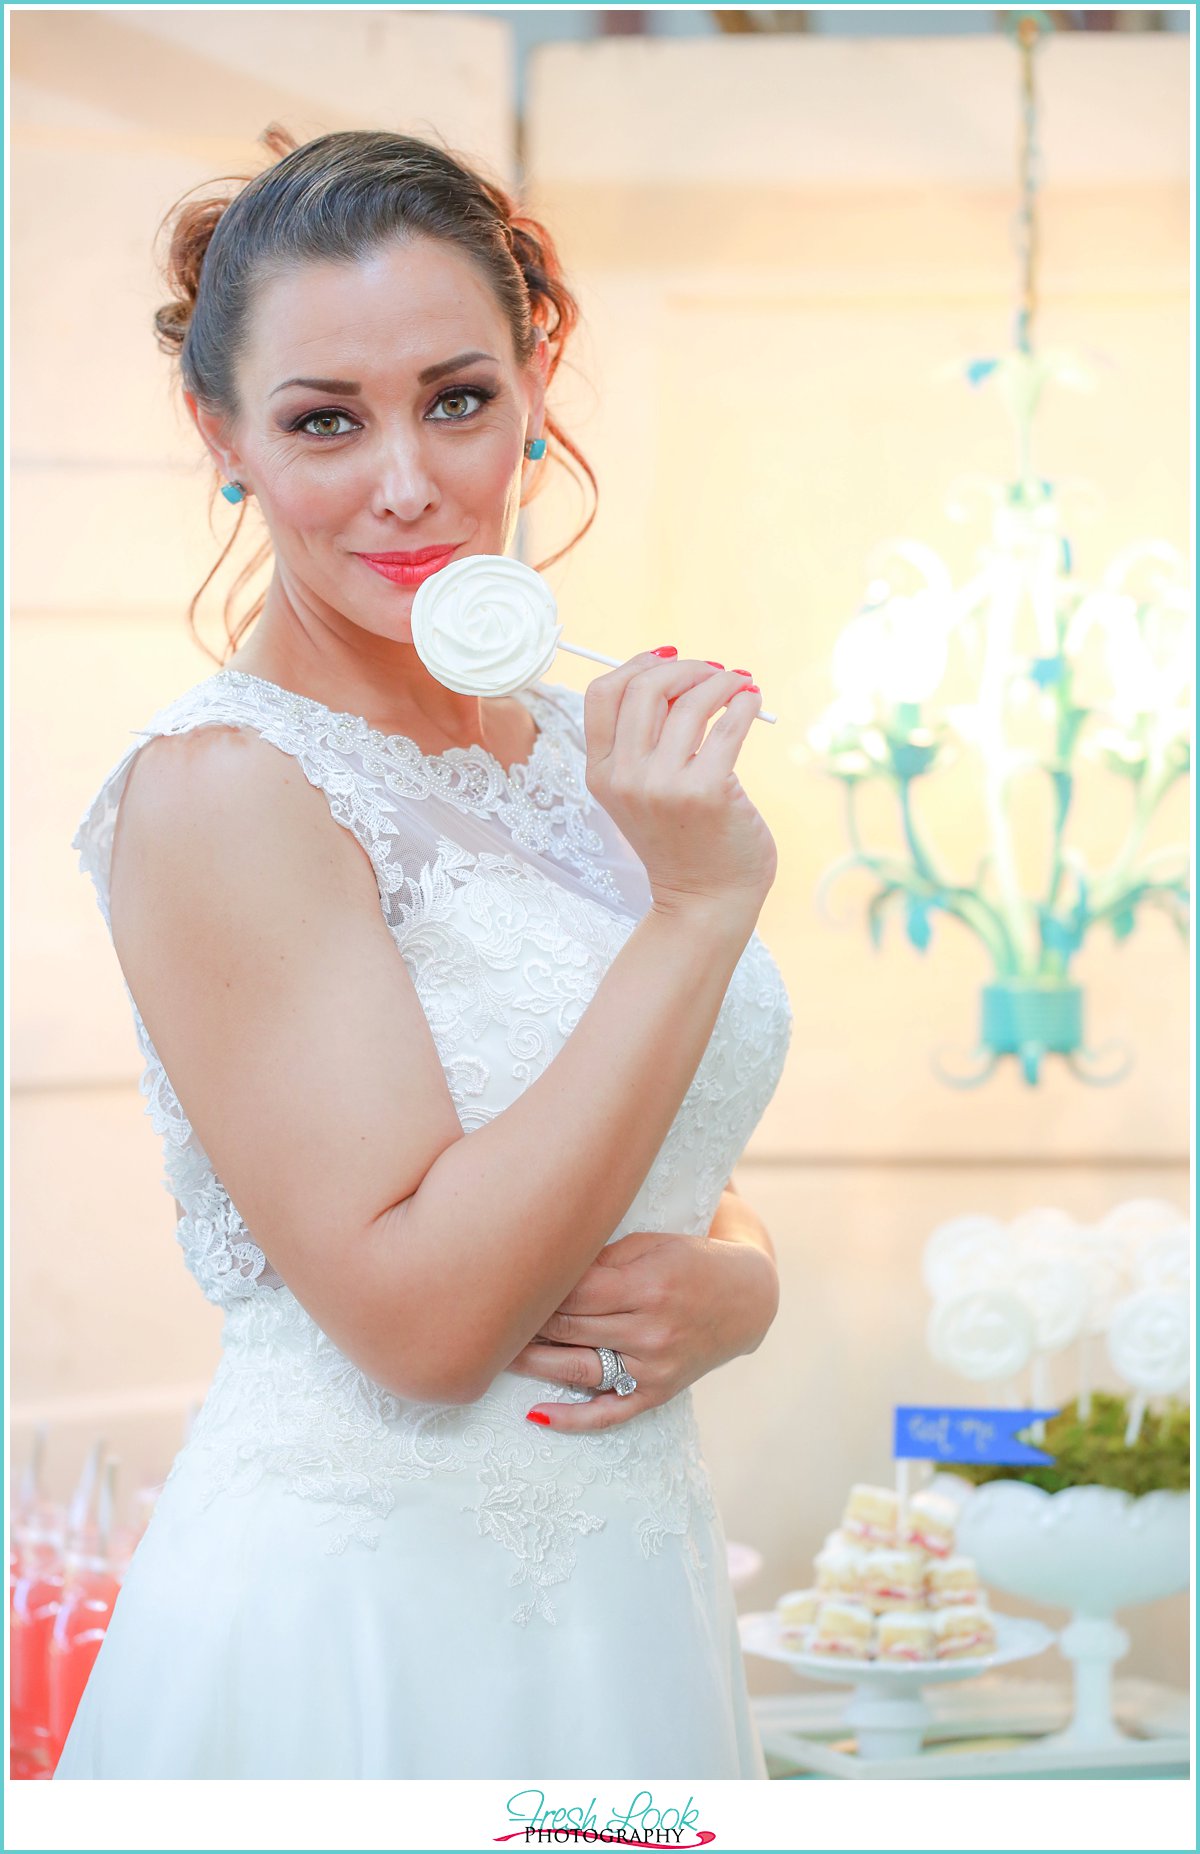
<box><xmin>189</xmin><ymin>234</ymin><xmax>546</xmax><ymax>644</ymax></box>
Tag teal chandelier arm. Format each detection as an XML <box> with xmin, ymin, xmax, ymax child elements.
<box><xmin>818</xmin><ymin>778</ymin><xmax>1019</xmax><ymax>972</ymax></box>
<box><xmin>804</xmin><ymin>7</ymin><xmax>1190</xmax><ymax>1085</ymax></box>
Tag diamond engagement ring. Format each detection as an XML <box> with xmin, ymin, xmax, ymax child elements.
<box><xmin>593</xmin><ymin>1349</ymin><xmax>638</xmax><ymax>1394</ymax></box>
<box><xmin>594</xmin><ymin>1346</ymin><xmax>638</xmax><ymax>1397</ymax></box>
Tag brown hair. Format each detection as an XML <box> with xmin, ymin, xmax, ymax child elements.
<box><xmin>153</xmin><ymin>124</ymin><xmax>597</xmax><ymax>664</ymax></box>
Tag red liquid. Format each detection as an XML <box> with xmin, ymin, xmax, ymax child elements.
<box><xmin>10</xmin><ymin>1540</ymin><xmax>65</xmax><ymax>1779</ymax></box>
<box><xmin>47</xmin><ymin>1559</ymin><xmax>121</xmax><ymax>1764</ymax></box>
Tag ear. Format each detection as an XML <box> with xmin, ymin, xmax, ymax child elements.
<box><xmin>184</xmin><ymin>389</ymin><xmax>250</xmax><ymax>487</ymax></box>
<box><xmin>525</xmin><ymin>328</ymin><xmax>549</xmax><ymax>431</ymax></box>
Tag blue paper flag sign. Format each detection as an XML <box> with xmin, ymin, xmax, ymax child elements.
<box><xmin>893</xmin><ymin>1405</ymin><xmax>1058</xmax><ymax>1468</ymax></box>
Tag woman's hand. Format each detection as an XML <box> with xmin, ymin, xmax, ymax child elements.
<box><xmin>508</xmin><ymin>1202</ymin><xmax>779</xmax><ymax>1431</ymax></box>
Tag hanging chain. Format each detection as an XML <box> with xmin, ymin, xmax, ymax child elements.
<box><xmin>1007</xmin><ymin>10</ymin><xmax>1052</xmax><ymax>355</ymax></box>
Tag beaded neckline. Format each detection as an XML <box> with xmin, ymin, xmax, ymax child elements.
<box><xmin>214</xmin><ymin>666</ymin><xmax>560</xmax><ymax>787</ymax></box>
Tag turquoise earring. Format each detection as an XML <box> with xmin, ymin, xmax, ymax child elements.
<box><xmin>523</xmin><ymin>437</ymin><xmax>547</xmax><ymax>461</ymax></box>
<box><xmin>220</xmin><ymin>481</ymin><xmax>246</xmax><ymax>504</ymax></box>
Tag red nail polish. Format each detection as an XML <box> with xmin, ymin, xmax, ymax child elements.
<box><xmin>732</xmin><ymin>668</ymin><xmax>751</xmax><ymax>676</ymax></box>
<box><xmin>651</xmin><ymin>646</ymin><xmax>678</xmax><ymax>657</ymax></box>
<box><xmin>704</xmin><ymin>660</ymin><xmax>724</xmax><ymax>669</ymax></box>
<box><xmin>745</xmin><ymin>684</ymin><xmax>760</xmax><ymax>694</ymax></box>
<box><xmin>526</xmin><ymin>1411</ymin><xmax>551</xmax><ymax>1425</ymax></box>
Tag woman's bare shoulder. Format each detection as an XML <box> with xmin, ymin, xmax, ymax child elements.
<box><xmin>112</xmin><ymin>721</ymin><xmax>378</xmax><ymax>947</ymax></box>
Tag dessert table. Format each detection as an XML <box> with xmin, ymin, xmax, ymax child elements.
<box><xmin>751</xmin><ymin>1673</ymin><xmax>1189</xmax><ymax>1779</ymax></box>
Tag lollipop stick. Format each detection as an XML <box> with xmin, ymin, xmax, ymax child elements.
<box><xmin>1124</xmin><ymin>1391</ymin><xmax>1146</xmax><ymax>1448</ymax></box>
<box><xmin>556</xmin><ymin>640</ymin><xmax>777</xmax><ymax>724</ymax></box>
<box><xmin>1030</xmin><ymin>1353</ymin><xmax>1049</xmax><ymax>1444</ymax></box>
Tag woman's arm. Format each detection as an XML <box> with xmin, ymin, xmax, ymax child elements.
<box><xmin>112</xmin><ymin>725</ymin><xmax>763</xmax><ymax>1407</ymax></box>
<box><xmin>513</xmin><ymin>1186</ymin><xmax>780</xmax><ymax>1429</ymax></box>
<box><xmin>702</xmin><ymin>1180</ymin><xmax>780</xmax><ymax>1358</ymax></box>
<box><xmin>708</xmin><ymin>1177</ymin><xmax>777</xmax><ymax>1266</ymax></box>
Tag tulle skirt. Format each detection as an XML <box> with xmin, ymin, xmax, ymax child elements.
<box><xmin>52</xmin><ymin>1387</ymin><xmax>767</xmax><ymax>1780</ymax></box>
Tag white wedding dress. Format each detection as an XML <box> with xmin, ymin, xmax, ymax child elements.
<box><xmin>55</xmin><ymin>667</ymin><xmax>793</xmax><ymax>1780</ymax></box>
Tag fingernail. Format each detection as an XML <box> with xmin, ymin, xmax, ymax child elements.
<box><xmin>732</xmin><ymin>668</ymin><xmax>751</xmax><ymax>676</ymax></box>
<box><xmin>651</xmin><ymin>646</ymin><xmax>678</xmax><ymax>657</ymax></box>
<box><xmin>704</xmin><ymin>660</ymin><xmax>724</xmax><ymax>669</ymax></box>
<box><xmin>526</xmin><ymin>1410</ymin><xmax>551</xmax><ymax>1425</ymax></box>
<box><xmin>746</xmin><ymin>683</ymin><xmax>760</xmax><ymax>694</ymax></box>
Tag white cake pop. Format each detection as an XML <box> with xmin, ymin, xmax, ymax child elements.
<box><xmin>1106</xmin><ymin>1289</ymin><xmax>1191</xmax><ymax>1397</ymax></box>
<box><xmin>927</xmin><ymin>1288</ymin><xmax>1034</xmax><ymax>1382</ymax></box>
<box><xmin>1131</xmin><ymin>1227</ymin><xmax>1192</xmax><ymax>1295</ymax></box>
<box><xmin>1097</xmin><ymin>1198</ymin><xmax>1186</xmax><ymax>1239</ymax></box>
<box><xmin>1011</xmin><ymin>1253</ymin><xmax>1089</xmax><ymax>1354</ymax></box>
<box><xmin>1067</xmin><ymin>1224</ymin><xmax>1132</xmax><ymax>1335</ymax></box>
<box><xmin>1008</xmin><ymin>1206</ymin><xmax>1080</xmax><ymax>1249</ymax></box>
<box><xmin>922</xmin><ymin>1216</ymin><xmax>1014</xmax><ymax>1302</ymax></box>
<box><xmin>1106</xmin><ymin>1287</ymin><xmax>1191</xmax><ymax>1446</ymax></box>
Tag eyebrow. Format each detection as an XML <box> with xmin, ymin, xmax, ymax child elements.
<box><xmin>270</xmin><ymin>351</ymin><xmax>500</xmax><ymax>397</ymax></box>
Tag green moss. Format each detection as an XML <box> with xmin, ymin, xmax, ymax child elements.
<box><xmin>951</xmin><ymin>1393</ymin><xmax>1190</xmax><ymax>1497</ymax></box>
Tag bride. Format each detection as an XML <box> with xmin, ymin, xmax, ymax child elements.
<box><xmin>55</xmin><ymin>124</ymin><xmax>793</xmax><ymax>1780</ymax></box>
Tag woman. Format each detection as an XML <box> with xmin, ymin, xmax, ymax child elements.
<box><xmin>56</xmin><ymin>125</ymin><xmax>793</xmax><ymax>1780</ymax></box>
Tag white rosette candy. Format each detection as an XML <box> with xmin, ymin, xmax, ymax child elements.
<box><xmin>1098</xmin><ymin>1198</ymin><xmax>1185</xmax><ymax>1241</ymax></box>
<box><xmin>1131</xmin><ymin>1228</ymin><xmax>1191</xmax><ymax>1295</ymax></box>
<box><xmin>1011</xmin><ymin>1251</ymin><xmax>1089</xmax><ymax>1436</ymax></box>
<box><xmin>1008</xmin><ymin>1206</ymin><xmax>1080</xmax><ymax>1251</ymax></box>
<box><xmin>1101</xmin><ymin>1199</ymin><xmax>1188</xmax><ymax>1293</ymax></box>
<box><xmin>928</xmin><ymin>1288</ymin><xmax>1034</xmax><ymax>1386</ymax></box>
<box><xmin>922</xmin><ymin>1216</ymin><xmax>1014</xmax><ymax>1302</ymax></box>
<box><xmin>410</xmin><ymin>553</ymin><xmax>562</xmax><ymax>696</ymax></box>
<box><xmin>1106</xmin><ymin>1288</ymin><xmax>1191</xmax><ymax>1445</ymax></box>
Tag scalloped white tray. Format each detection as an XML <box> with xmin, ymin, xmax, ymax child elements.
<box><xmin>740</xmin><ymin>1608</ymin><xmax>1054</xmax><ymax>1689</ymax></box>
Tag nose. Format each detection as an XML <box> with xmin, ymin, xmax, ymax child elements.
<box><xmin>368</xmin><ymin>426</ymin><xmax>442</xmax><ymax>521</ymax></box>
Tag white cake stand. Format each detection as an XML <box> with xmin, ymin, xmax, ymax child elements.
<box><xmin>943</xmin><ymin>1477</ymin><xmax>1191</xmax><ymax>1751</ymax></box>
<box><xmin>739</xmin><ymin>1610</ymin><xmax>1054</xmax><ymax>1760</ymax></box>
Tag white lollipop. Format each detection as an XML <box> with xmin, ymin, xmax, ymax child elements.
<box><xmin>1062</xmin><ymin>1223</ymin><xmax>1130</xmax><ymax>1334</ymax></box>
<box><xmin>1008</xmin><ymin>1206</ymin><xmax>1080</xmax><ymax>1250</ymax></box>
<box><xmin>922</xmin><ymin>1216</ymin><xmax>1014</xmax><ymax>1301</ymax></box>
<box><xmin>1011</xmin><ymin>1253</ymin><xmax>1089</xmax><ymax>1353</ymax></box>
<box><xmin>1097</xmin><ymin>1197</ymin><xmax>1186</xmax><ymax>1238</ymax></box>
<box><xmin>410</xmin><ymin>554</ymin><xmax>562</xmax><ymax>696</ymax></box>
<box><xmin>1106</xmin><ymin>1287</ymin><xmax>1191</xmax><ymax>1444</ymax></box>
<box><xmin>1131</xmin><ymin>1226</ymin><xmax>1192</xmax><ymax>1295</ymax></box>
<box><xmin>409</xmin><ymin>551</ymin><xmax>780</xmax><ymax>718</ymax></box>
<box><xmin>1102</xmin><ymin>1199</ymin><xmax>1188</xmax><ymax>1286</ymax></box>
<box><xmin>1106</xmin><ymin>1289</ymin><xmax>1191</xmax><ymax>1396</ymax></box>
<box><xmin>927</xmin><ymin>1288</ymin><xmax>1034</xmax><ymax>1383</ymax></box>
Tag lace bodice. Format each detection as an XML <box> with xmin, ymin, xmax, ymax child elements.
<box><xmin>73</xmin><ymin>664</ymin><xmax>793</xmax><ymax>1620</ymax></box>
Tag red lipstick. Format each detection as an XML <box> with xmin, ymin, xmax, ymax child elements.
<box><xmin>356</xmin><ymin>544</ymin><xmax>459</xmax><ymax>587</ymax></box>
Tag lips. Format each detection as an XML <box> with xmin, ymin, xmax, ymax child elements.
<box><xmin>357</xmin><ymin>545</ymin><xmax>458</xmax><ymax>565</ymax></box>
<box><xmin>357</xmin><ymin>547</ymin><xmax>459</xmax><ymax>589</ymax></box>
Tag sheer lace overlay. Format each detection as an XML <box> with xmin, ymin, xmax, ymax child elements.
<box><xmin>72</xmin><ymin>666</ymin><xmax>793</xmax><ymax>1623</ymax></box>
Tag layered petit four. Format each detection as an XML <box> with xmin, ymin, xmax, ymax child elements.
<box><xmin>841</xmin><ymin>1483</ymin><xmax>900</xmax><ymax>1546</ymax></box>
<box><xmin>932</xmin><ymin>1603</ymin><xmax>998</xmax><ymax>1659</ymax></box>
<box><xmin>809</xmin><ymin>1598</ymin><xmax>874</xmax><ymax>1658</ymax></box>
<box><xmin>924</xmin><ymin>1554</ymin><xmax>982</xmax><ymax>1608</ymax></box>
<box><xmin>776</xmin><ymin>1482</ymin><xmax>1000</xmax><ymax>1662</ymax></box>
<box><xmin>860</xmin><ymin>1546</ymin><xmax>926</xmax><ymax>1613</ymax></box>
<box><xmin>901</xmin><ymin>1489</ymin><xmax>958</xmax><ymax>1557</ymax></box>
<box><xmin>774</xmin><ymin>1588</ymin><xmax>821</xmax><ymax>1643</ymax></box>
<box><xmin>875</xmin><ymin>1608</ymin><xmax>937</xmax><ymax>1664</ymax></box>
<box><xmin>814</xmin><ymin>1535</ymin><xmax>866</xmax><ymax>1594</ymax></box>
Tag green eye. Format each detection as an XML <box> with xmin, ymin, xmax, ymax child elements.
<box><xmin>428</xmin><ymin>386</ymin><xmax>496</xmax><ymax>421</ymax></box>
<box><xmin>292</xmin><ymin>409</ymin><xmax>359</xmax><ymax>439</ymax></box>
